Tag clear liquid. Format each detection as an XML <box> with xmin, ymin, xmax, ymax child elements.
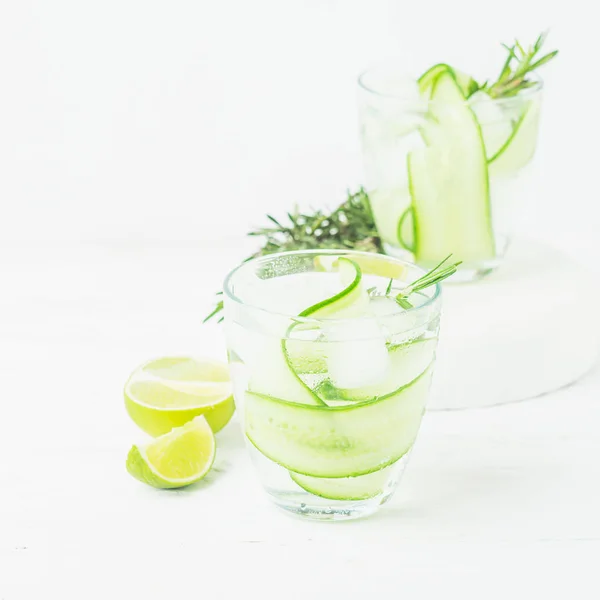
<box><xmin>225</xmin><ymin>269</ymin><xmax>439</xmax><ymax>519</ymax></box>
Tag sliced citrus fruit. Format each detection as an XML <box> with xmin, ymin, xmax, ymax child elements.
<box><xmin>314</xmin><ymin>254</ymin><xmax>407</xmax><ymax>280</ymax></box>
<box><xmin>124</xmin><ymin>357</ymin><xmax>235</xmax><ymax>436</ymax></box>
<box><xmin>126</xmin><ymin>415</ymin><xmax>216</xmax><ymax>489</ymax></box>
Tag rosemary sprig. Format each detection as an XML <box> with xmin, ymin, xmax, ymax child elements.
<box><xmin>246</xmin><ymin>187</ymin><xmax>382</xmax><ymax>258</ymax></box>
<box><xmin>389</xmin><ymin>254</ymin><xmax>461</xmax><ymax>309</ymax></box>
<box><xmin>481</xmin><ymin>31</ymin><xmax>558</xmax><ymax>99</ymax></box>
<box><xmin>204</xmin><ymin>188</ymin><xmax>382</xmax><ymax>322</ymax></box>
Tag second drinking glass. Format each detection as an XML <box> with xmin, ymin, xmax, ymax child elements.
<box><xmin>358</xmin><ymin>63</ymin><xmax>543</xmax><ymax>281</ymax></box>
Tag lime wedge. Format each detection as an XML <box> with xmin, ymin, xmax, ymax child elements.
<box><xmin>126</xmin><ymin>415</ymin><xmax>216</xmax><ymax>489</ymax></box>
<box><xmin>314</xmin><ymin>254</ymin><xmax>407</xmax><ymax>280</ymax></box>
<box><xmin>124</xmin><ymin>357</ymin><xmax>235</xmax><ymax>436</ymax></box>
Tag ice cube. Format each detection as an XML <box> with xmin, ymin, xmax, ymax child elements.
<box><xmin>322</xmin><ymin>319</ymin><xmax>391</xmax><ymax>390</ymax></box>
<box><xmin>368</xmin><ymin>293</ymin><xmax>434</xmax><ymax>345</ymax></box>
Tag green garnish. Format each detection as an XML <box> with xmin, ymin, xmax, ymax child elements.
<box><xmin>205</xmin><ymin>33</ymin><xmax>554</xmax><ymax>323</ymax></box>
<box><xmin>206</xmin><ymin>200</ymin><xmax>460</xmax><ymax>321</ymax></box>
<box><xmin>202</xmin><ymin>292</ymin><xmax>224</xmax><ymax>324</ymax></box>
<box><xmin>205</xmin><ymin>189</ymin><xmax>381</xmax><ymax>322</ymax></box>
<box><xmin>396</xmin><ymin>297</ymin><xmax>414</xmax><ymax>310</ymax></box>
<box><xmin>478</xmin><ymin>31</ymin><xmax>558</xmax><ymax>99</ymax></box>
<box><xmin>385</xmin><ymin>255</ymin><xmax>461</xmax><ymax>309</ymax></box>
<box><xmin>247</xmin><ymin>188</ymin><xmax>381</xmax><ymax>256</ymax></box>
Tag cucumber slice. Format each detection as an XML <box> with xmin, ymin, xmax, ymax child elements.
<box><xmin>397</xmin><ymin>206</ymin><xmax>416</xmax><ymax>252</ymax></box>
<box><xmin>489</xmin><ymin>98</ymin><xmax>541</xmax><ymax>176</ymax></box>
<box><xmin>469</xmin><ymin>91</ymin><xmax>514</xmax><ymax>160</ymax></box>
<box><xmin>419</xmin><ymin>64</ymin><xmax>478</xmax><ymax>98</ymax></box>
<box><xmin>368</xmin><ymin>188</ymin><xmax>413</xmax><ymax>248</ymax></box>
<box><xmin>409</xmin><ymin>67</ymin><xmax>495</xmax><ymax>265</ymax></box>
<box><xmin>284</xmin><ymin>338</ymin><xmax>328</xmax><ymax>375</ymax></box>
<box><xmin>315</xmin><ymin>337</ymin><xmax>436</xmax><ymax>402</ymax></box>
<box><xmin>251</xmin><ymin>258</ymin><xmax>366</xmax><ymax>407</ymax></box>
<box><xmin>249</xmin><ymin>259</ymin><xmax>365</xmax><ymax>407</ymax></box>
<box><xmin>290</xmin><ymin>460</ymin><xmax>398</xmax><ymax>501</ymax></box>
<box><xmin>300</xmin><ymin>257</ymin><xmax>366</xmax><ymax>319</ymax></box>
<box><xmin>249</xmin><ymin>336</ymin><xmax>324</xmax><ymax>406</ymax></box>
<box><xmin>286</xmin><ymin>257</ymin><xmax>394</xmax><ymax>377</ymax></box>
<box><xmin>245</xmin><ymin>364</ymin><xmax>432</xmax><ymax>478</ymax></box>
<box><xmin>455</xmin><ymin>70</ymin><xmax>480</xmax><ymax>98</ymax></box>
<box><xmin>418</xmin><ymin>64</ymin><xmax>450</xmax><ymax>96</ymax></box>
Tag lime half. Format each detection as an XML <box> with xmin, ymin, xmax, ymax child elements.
<box><xmin>126</xmin><ymin>415</ymin><xmax>216</xmax><ymax>489</ymax></box>
<box><xmin>124</xmin><ymin>357</ymin><xmax>235</xmax><ymax>437</ymax></box>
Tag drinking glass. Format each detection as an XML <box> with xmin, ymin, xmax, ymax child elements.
<box><xmin>223</xmin><ymin>250</ymin><xmax>442</xmax><ymax>520</ymax></box>
<box><xmin>358</xmin><ymin>63</ymin><xmax>543</xmax><ymax>282</ymax></box>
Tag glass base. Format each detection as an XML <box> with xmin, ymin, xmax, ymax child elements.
<box><xmin>251</xmin><ymin>445</ymin><xmax>410</xmax><ymax>521</ymax></box>
<box><xmin>268</xmin><ymin>491</ymin><xmax>387</xmax><ymax>521</ymax></box>
<box><xmin>382</xmin><ymin>242</ymin><xmax>506</xmax><ymax>284</ymax></box>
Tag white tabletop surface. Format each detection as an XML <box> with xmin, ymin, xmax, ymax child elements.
<box><xmin>2</xmin><ymin>242</ymin><xmax>599</xmax><ymax>599</ymax></box>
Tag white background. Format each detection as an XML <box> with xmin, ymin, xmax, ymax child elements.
<box><xmin>2</xmin><ymin>2</ymin><xmax>600</xmax><ymax>599</ymax></box>
<box><xmin>1</xmin><ymin>1</ymin><xmax>598</xmax><ymax>255</ymax></box>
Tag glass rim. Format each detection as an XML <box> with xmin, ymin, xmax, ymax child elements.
<box><xmin>357</xmin><ymin>62</ymin><xmax>544</xmax><ymax>105</ymax></box>
<box><xmin>222</xmin><ymin>249</ymin><xmax>442</xmax><ymax>326</ymax></box>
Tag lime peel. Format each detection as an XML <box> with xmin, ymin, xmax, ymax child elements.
<box><xmin>124</xmin><ymin>357</ymin><xmax>235</xmax><ymax>436</ymax></box>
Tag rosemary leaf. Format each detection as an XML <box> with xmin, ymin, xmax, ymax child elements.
<box><xmin>203</xmin><ymin>300</ymin><xmax>224</xmax><ymax>323</ymax></box>
<box><xmin>385</xmin><ymin>278</ymin><xmax>393</xmax><ymax>295</ymax></box>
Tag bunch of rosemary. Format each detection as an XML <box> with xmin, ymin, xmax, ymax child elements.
<box><xmin>246</xmin><ymin>187</ymin><xmax>382</xmax><ymax>257</ymax></box>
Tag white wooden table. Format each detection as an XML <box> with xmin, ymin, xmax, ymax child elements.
<box><xmin>2</xmin><ymin>243</ymin><xmax>599</xmax><ymax>599</ymax></box>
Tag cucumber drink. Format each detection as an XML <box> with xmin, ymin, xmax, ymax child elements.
<box><xmin>223</xmin><ymin>250</ymin><xmax>444</xmax><ymax>520</ymax></box>
<box><xmin>358</xmin><ymin>44</ymin><xmax>551</xmax><ymax>281</ymax></box>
